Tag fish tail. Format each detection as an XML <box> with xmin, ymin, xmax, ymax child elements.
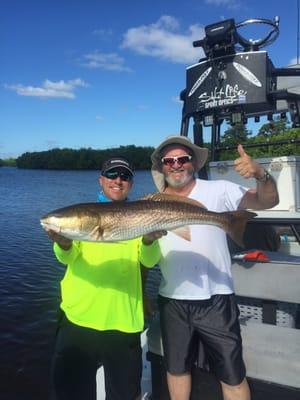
<box><xmin>223</xmin><ymin>210</ymin><xmax>257</xmax><ymax>248</ymax></box>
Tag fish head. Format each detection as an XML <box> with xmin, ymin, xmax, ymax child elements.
<box><xmin>40</xmin><ymin>206</ymin><xmax>96</xmax><ymax>241</ymax></box>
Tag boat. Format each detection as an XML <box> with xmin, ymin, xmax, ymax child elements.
<box><xmin>97</xmin><ymin>16</ymin><xmax>300</xmax><ymax>399</ymax></box>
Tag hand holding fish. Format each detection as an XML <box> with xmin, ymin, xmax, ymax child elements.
<box><xmin>142</xmin><ymin>230</ymin><xmax>168</xmax><ymax>245</ymax></box>
<box><xmin>234</xmin><ymin>144</ymin><xmax>265</xmax><ymax>179</ymax></box>
<box><xmin>45</xmin><ymin>229</ymin><xmax>72</xmax><ymax>251</ymax></box>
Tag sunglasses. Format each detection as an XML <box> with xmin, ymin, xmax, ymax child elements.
<box><xmin>161</xmin><ymin>155</ymin><xmax>192</xmax><ymax>166</ymax></box>
<box><xmin>102</xmin><ymin>170</ymin><xmax>132</xmax><ymax>181</ymax></box>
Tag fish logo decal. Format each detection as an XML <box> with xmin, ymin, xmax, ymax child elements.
<box><xmin>188</xmin><ymin>67</ymin><xmax>212</xmax><ymax>97</ymax></box>
<box><xmin>233</xmin><ymin>62</ymin><xmax>262</xmax><ymax>87</ymax></box>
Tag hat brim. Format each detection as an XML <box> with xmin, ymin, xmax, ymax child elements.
<box><xmin>151</xmin><ymin>136</ymin><xmax>208</xmax><ymax>192</ymax></box>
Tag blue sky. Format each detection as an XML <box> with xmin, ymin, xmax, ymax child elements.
<box><xmin>1</xmin><ymin>0</ymin><xmax>299</xmax><ymax>158</ymax></box>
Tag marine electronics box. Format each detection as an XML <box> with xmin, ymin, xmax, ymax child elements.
<box><xmin>209</xmin><ymin>156</ymin><xmax>300</xmax><ymax>212</ymax></box>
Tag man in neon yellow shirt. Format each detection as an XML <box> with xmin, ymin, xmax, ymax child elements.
<box><xmin>46</xmin><ymin>157</ymin><xmax>164</xmax><ymax>400</ymax></box>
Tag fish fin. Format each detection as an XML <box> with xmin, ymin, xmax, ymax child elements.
<box><xmin>171</xmin><ymin>226</ymin><xmax>191</xmax><ymax>241</ymax></box>
<box><xmin>224</xmin><ymin>210</ymin><xmax>257</xmax><ymax>248</ymax></box>
<box><xmin>140</xmin><ymin>193</ymin><xmax>157</xmax><ymax>200</ymax></box>
<box><xmin>140</xmin><ymin>192</ymin><xmax>207</xmax><ymax>209</ymax></box>
<box><xmin>90</xmin><ymin>225</ymin><xmax>104</xmax><ymax>241</ymax></box>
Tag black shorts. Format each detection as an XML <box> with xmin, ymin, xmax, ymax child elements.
<box><xmin>51</xmin><ymin>313</ymin><xmax>142</xmax><ymax>400</ymax></box>
<box><xmin>158</xmin><ymin>294</ymin><xmax>246</xmax><ymax>385</ymax></box>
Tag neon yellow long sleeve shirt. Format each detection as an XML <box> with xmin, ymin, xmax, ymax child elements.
<box><xmin>53</xmin><ymin>238</ymin><xmax>160</xmax><ymax>333</ymax></box>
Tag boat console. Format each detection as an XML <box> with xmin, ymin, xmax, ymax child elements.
<box><xmin>179</xmin><ymin>17</ymin><xmax>300</xmax><ymax>161</ymax></box>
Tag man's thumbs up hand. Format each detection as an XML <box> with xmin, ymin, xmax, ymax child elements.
<box><xmin>234</xmin><ymin>144</ymin><xmax>265</xmax><ymax>179</ymax></box>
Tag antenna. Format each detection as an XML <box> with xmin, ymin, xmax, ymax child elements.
<box><xmin>297</xmin><ymin>0</ymin><xmax>299</xmax><ymax>64</ymax></box>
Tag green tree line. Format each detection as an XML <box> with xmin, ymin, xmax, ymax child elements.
<box><xmin>0</xmin><ymin>158</ymin><xmax>17</xmax><ymax>167</ymax></box>
<box><xmin>16</xmin><ymin>145</ymin><xmax>155</xmax><ymax>170</ymax></box>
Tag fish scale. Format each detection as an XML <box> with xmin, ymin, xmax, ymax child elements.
<box><xmin>103</xmin><ymin>202</ymin><xmax>190</xmax><ymax>240</ymax></box>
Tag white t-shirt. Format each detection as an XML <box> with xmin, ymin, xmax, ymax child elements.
<box><xmin>158</xmin><ymin>179</ymin><xmax>249</xmax><ymax>300</ymax></box>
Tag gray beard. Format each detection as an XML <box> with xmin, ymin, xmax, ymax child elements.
<box><xmin>165</xmin><ymin>171</ymin><xmax>194</xmax><ymax>189</ymax></box>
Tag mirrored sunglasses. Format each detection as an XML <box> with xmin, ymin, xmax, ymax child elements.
<box><xmin>161</xmin><ymin>155</ymin><xmax>192</xmax><ymax>166</ymax></box>
<box><xmin>102</xmin><ymin>170</ymin><xmax>132</xmax><ymax>181</ymax></box>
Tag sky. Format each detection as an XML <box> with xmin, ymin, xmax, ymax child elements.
<box><xmin>1</xmin><ymin>0</ymin><xmax>299</xmax><ymax>159</ymax></box>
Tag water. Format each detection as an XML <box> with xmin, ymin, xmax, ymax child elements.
<box><xmin>0</xmin><ymin>167</ymin><xmax>159</xmax><ymax>400</ymax></box>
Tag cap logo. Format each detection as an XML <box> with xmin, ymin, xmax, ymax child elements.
<box><xmin>110</xmin><ymin>159</ymin><xmax>129</xmax><ymax>166</ymax></box>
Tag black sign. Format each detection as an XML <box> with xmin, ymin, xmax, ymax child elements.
<box><xmin>184</xmin><ymin>51</ymin><xmax>276</xmax><ymax>118</ymax></box>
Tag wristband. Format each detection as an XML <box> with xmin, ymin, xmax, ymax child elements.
<box><xmin>255</xmin><ymin>169</ymin><xmax>271</xmax><ymax>182</ymax></box>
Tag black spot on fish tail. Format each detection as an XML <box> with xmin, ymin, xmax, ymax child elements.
<box><xmin>223</xmin><ymin>210</ymin><xmax>257</xmax><ymax>248</ymax></box>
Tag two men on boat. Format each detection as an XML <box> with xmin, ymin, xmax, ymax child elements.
<box><xmin>46</xmin><ymin>138</ymin><xmax>278</xmax><ymax>400</ymax></box>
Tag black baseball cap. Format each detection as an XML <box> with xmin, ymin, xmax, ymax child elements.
<box><xmin>101</xmin><ymin>157</ymin><xmax>134</xmax><ymax>176</ymax></box>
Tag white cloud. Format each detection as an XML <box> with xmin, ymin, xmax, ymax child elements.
<box><xmin>155</xmin><ymin>15</ymin><xmax>180</xmax><ymax>30</ymax></box>
<box><xmin>96</xmin><ymin>115</ymin><xmax>104</xmax><ymax>121</ymax></box>
<box><xmin>121</xmin><ymin>15</ymin><xmax>205</xmax><ymax>64</ymax></box>
<box><xmin>205</xmin><ymin>0</ymin><xmax>239</xmax><ymax>7</ymax></box>
<box><xmin>5</xmin><ymin>78</ymin><xmax>88</xmax><ymax>99</ymax></box>
<box><xmin>81</xmin><ymin>51</ymin><xmax>131</xmax><ymax>71</ymax></box>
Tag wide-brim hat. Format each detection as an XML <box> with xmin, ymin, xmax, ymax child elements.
<box><xmin>151</xmin><ymin>135</ymin><xmax>208</xmax><ymax>192</ymax></box>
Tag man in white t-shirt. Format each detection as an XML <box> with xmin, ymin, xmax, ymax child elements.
<box><xmin>151</xmin><ymin>136</ymin><xmax>279</xmax><ymax>400</ymax></box>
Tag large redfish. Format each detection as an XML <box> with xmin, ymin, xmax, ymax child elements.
<box><xmin>40</xmin><ymin>193</ymin><xmax>256</xmax><ymax>246</ymax></box>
